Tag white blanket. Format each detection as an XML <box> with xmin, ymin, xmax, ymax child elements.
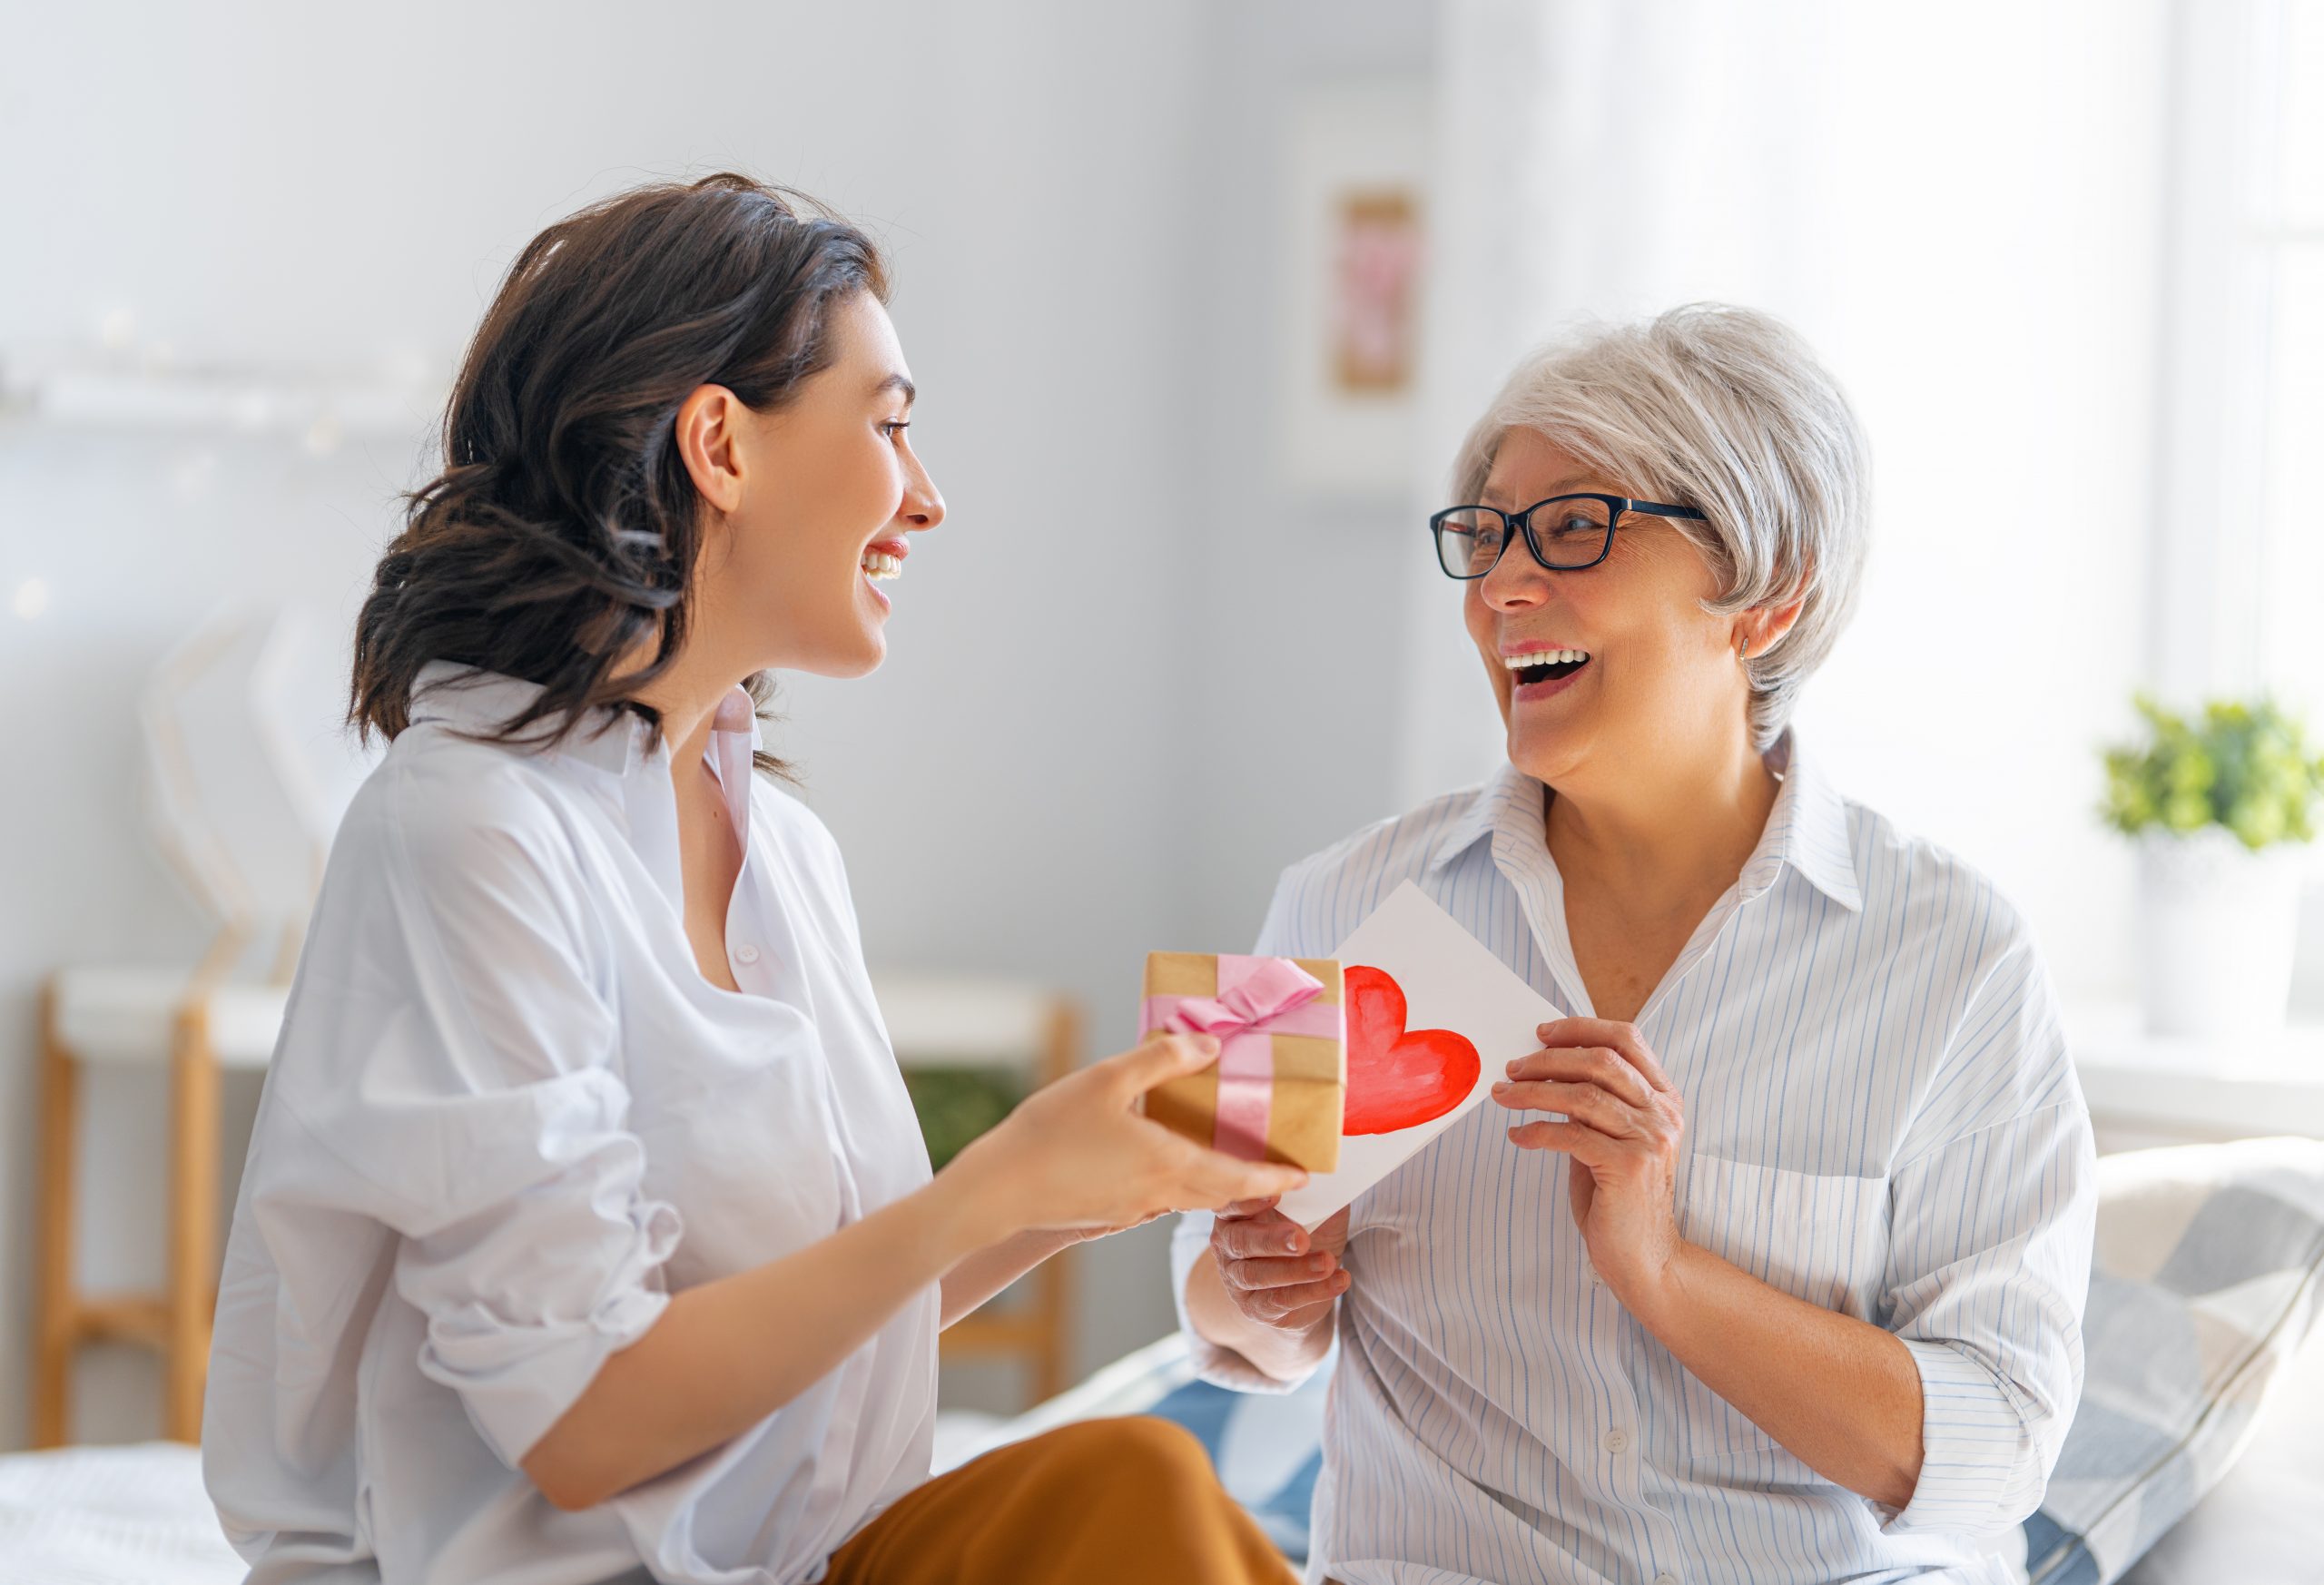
<box><xmin>0</xmin><ymin>1442</ymin><xmax>241</xmax><ymax>1584</ymax></box>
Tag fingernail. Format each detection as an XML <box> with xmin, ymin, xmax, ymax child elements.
<box><xmin>1505</xmin><ymin>1058</ymin><xmax>1522</xmax><ymax>1077</ymax></box>
<box><xmin>1198</xmin><ymin>1035</ymin><xmax>1221</xmax><ymax>1055</ymax></box>
<box><xmin>1492</xmin><ymin>1080</ymin><xmax>1511</xmax><ymax>1094</ymax></box>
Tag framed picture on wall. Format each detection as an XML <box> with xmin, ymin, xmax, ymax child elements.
<box><xmin>1279</xmin><ymin>81</ymin><xmax>1431</xmax><ymax>498</ymax></box>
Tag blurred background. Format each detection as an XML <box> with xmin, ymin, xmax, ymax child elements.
<box><xmin>3</xmin><ymin>0</ymin><xmax>2321</xmax><ymax>1460</ymax></box>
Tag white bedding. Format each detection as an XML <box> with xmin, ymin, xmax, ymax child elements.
<box><xmin>0</xmin><ymin>1410</ymin><xmax>1021</xmax><ymax>1585</ymax></box>
<box><xmin>4</xmin><ymin>1347</ymin><xmax>2316</xmax><ymax>1584</ymax></box>
<box><xmin>0</xmin><ymin>1441</ymin><xmax>240</xmax><ymax>1585</ymax></box>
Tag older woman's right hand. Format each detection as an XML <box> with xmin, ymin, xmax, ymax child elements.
<box><xmin>1209</xmin><ymin>1199</ymin><xmax>1351</xmax><ymax>1332</ymax></box>
<box><xmin>945</xmin><ymin>1033</ymin><xmax>1309</xmax><ymax>1243</ymax></box>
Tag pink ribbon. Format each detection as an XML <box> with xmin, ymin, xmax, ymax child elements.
<box><xmin>1142</xmin><ymin>955</ymin><xmax>1336</xmax><ymax>1160</ymax></box>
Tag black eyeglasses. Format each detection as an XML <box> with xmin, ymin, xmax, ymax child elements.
<box><xmin>1429</xmin><ymin>493</ymin><xmax>1707</xmax><ymax>579</ymax></box>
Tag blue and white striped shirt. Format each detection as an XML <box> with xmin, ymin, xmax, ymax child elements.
<box><xmin>1173</xmin><ymin>734</ymin><xmax>2095</xmax><ymax>1585</ymax></box>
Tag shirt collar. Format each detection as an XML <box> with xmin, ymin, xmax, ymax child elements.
<box><xmin>1427</xmin><ymin>761</ymin><xmax>1538</xmax><ymax>873</ymax></box>
<box><xmin>1424</xmin><ymin>730</ymin><xmax>1863</xmax><ymax>913</ymax></box>
<box><xmin>1744</xmin><ymin>733</ymin><xmax>1863</xmax><ymax>911</ymax></box>
<box><xmin>408</xmin><ymin>660</ymin><xmax>762</xmax><ymax>777</ymax></box>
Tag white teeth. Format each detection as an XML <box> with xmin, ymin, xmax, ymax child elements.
<box><xmin>861</xmin><ymin>551</ymin><xmax>903</xmax><ymax>581</ymax></box>
<box><xmin>1502</xmin><ymin>647</ymin><xmax>1589</xmax><ymax>670</ymax></box>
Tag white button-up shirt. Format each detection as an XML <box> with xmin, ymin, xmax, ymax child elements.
<box><xmin>205</xmin><ymin>663</ymin><xmax>938</xmax><ymax>1585</ymax></box>
<box><xmin>1174</xmin><ymin>735</ymin><xmax>2095</xmax><ymax>1585</ymax></box>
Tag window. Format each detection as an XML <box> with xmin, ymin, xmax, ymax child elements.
<box><xmin>2162</xmin><ymin>0</ymin><xmax>2324</xmax><ymax>710</ymax></box>
<box><xmin>2261</xmin><ymin>1</ymin><xmax>2324</xmax><ymax>707</ymax></box>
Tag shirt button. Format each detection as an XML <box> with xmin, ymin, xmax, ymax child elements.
<box><xmin>1654</xmin><ymin>1574</ymin><xmax>1679</xmax><ymax>1585</ymax></box>
<box><xmin>733</xmin><ymin>943</ymin><xmax>761</xmax><ymax>965</ymax></box>
<box><xmin>1603</xmin><ymin>1427</ymin><xmax>1630</xmax><ymax>1454</ymax></box>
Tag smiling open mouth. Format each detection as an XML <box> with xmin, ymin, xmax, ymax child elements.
<box><xmin>1503</xmin><ymin>647</ymin><xmax>1590</xmax><ymax>686</ymax></box>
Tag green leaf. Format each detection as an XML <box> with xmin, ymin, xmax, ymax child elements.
<box><xmin>2099</xmin><ymin>693</ymin><xmax>2324</xmax><ymax>849</ymax></box>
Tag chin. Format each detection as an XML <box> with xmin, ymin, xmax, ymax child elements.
<box><xmin>1504</xmin><ymin>713</ymin><xmax>1589</xmax><ymax>784</ymax></box>
<box><xmin>787</xmin><ymin>628</ymin><xmax>887</xmax><ymax>680</ymax></box>
<box><xmin>829</xmin><ymin>642</ymin><xmax>887</xmax><ymax>679</ymax></box>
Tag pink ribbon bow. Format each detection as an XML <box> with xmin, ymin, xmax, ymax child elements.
<box><xmin>1142</xmin><ymin>955</ymin><xmax>1336</xmax><ymax>1160</ymax></box>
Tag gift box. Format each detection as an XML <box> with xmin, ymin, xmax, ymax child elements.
<box><xmin>1138</xmin><ymin>952</ymin><xmax>1344</xmax><ymax>1173</ymax></box>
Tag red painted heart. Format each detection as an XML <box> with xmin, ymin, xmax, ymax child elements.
<box><xmin>1341</xmin><ymin>964</ymin><xmax>1482</xmax><ymax>1137</ymax></box>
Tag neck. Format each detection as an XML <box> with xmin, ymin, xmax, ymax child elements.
<box><xmin>628</xmin><ymin>645</ymin><xmax>746</xmax><ymax>773</ymax></box>
<box><xmin>1542</xmin><ymin>727</ymin><xmax>1778</xmax><ymax>907</ymax></box>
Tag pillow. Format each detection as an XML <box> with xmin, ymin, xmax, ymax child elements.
<box><xmin>1137</xmin><ymin>1370</ymin><xmax>1327</xmax><ymax>1560</ymax></box>
<box><xmin>2022</xmin><ymin>1137</ymin><xmax>2324</xmax><ymax>1585</ymax></box>
<box><xmin>2117</xmin><ymin>1316</ymin><xmax>2324</xmax><ymax>1583</ymax></box>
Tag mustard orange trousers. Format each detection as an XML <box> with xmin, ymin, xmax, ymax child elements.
<box><xmin>822</xmin><ymin>1416</ymin><xmax>1296</xmax><ymax>1585</ymax></box>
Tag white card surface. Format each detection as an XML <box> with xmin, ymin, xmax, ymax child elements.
<box><xmin>1277</xmin><ymin>881</ymin><xmax>1565</xmax><ymax>1229</ymax></box>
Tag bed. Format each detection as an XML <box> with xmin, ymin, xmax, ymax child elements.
<box><xmin>5</xmin><ymin>1138</ymin><xmax>2319</xmax><ymax>1585</ymax></box>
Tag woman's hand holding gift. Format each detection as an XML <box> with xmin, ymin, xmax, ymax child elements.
<box><xmin>1492</xmin><ymin>1018</ymin><xmax>1689</xmax><ymax>1308</ymax></box>
<box><xmin>945</xmin><ymin>1032</ymin><xmax>1309</xmax><ymax>1246</ymax></box>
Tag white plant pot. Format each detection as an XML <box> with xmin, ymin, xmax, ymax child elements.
<box><xmin>2135</xmin><ymin>829</ymin><xmax>2308</xmax><ymax>1039</ymax></box>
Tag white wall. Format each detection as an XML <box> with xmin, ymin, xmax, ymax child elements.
<box><xmin>1405</xmin><ymin>0</ymin><xmax>2176</xmax><ymax>1007</ymax></box>
<box><xmin>1171</xmin><ymin>2</ymin><xmax>1441</xmax><ymax>953</ymax></box>
<box><xmin>0</xmin><ymin>0</ymin><xmax>2245</xmax><ymax>1458</ymax></box>
<box><xmin>0</xmin><ymin>0</ymin><xmax>1259</xmax><ymax>1445</ymax></box>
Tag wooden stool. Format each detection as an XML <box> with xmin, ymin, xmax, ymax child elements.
<box><xmin>32</xmin><ymin>608</ymin><xmax>341</xmax><ymax>1445</ymax></box>
<box><xmin>33</xmin><ymin>968</ymin><xmax>287</xmax><ymax>1446</ymax></box>
<box><xmin>874</xmin><ymin>973</ymin><xmax>1081</xmax><ymax>1404</ymax></box>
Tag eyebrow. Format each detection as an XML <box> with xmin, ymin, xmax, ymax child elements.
<box><xmin>873</xmin><ymin>373</ymin><xmax>917</xmax><ymax>404</ymax></box>
<box><xmin>1480</xmin><ymin>474</ymin><xmax>1595</xmax><ymax>507</ymax></box>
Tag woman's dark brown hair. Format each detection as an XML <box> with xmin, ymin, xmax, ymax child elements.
<box><xmin>350</xmin><ymin>172</ymin><xmax>889</xmax><ymax>774</ymax></box>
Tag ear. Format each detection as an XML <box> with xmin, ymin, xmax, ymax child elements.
<box><xmin>1736</xmin><ymin>594</ymin><xmax>1807</xmax><ymax>661</ymax></box>
<box><xmin>674</xmin><ymin>384</ymin><xmax>747</xmax><ymax>517</ymax></box>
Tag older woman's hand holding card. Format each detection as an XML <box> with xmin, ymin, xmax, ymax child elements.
<box><xmin>1208</xmin><ymin>1199</ymin><xmax>1353</xmax><ymax>1330</ymax></box>
<box><xmin>1492</xmin><ymin>1019</ymin><xmax>1688</xmax><ymax>1304</ymax></box>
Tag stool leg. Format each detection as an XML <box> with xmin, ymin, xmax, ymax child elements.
<box><xmin>163</xmin><ymin>1003</ymin><xmax>220</xmax><ymax>1444</ymax></box>
<box><xmin>1034</xmin><ymin>999</ymin><xmax>1080</xmax><ymax>1404</ymax></box>
<box><xmin>32</xmin><ymin>980</ymin><xmax>80</xmax><ymax>1449</ymax></box>
<box><xmin>1033</xmin><ymin>1238</ymin><xmax>1075</xmax><ymax>1403</ymax></box>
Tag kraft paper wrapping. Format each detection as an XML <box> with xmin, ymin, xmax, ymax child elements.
<box><xmin>1137</xmin><ymin>951</ymin><xmax>1344</xmax><ymax>1173</ymax></box>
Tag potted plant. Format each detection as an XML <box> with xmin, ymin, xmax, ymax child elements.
<box><xmin>2102</xmin><ymin>696</ymin><xmax>2324</xmax><ymax>1039</ymax></box>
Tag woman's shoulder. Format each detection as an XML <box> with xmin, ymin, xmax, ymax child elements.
<box><xmin>1837</xmin><ymin>791</ymin><xmax>2042</xmax><ymax>964</ymax></box>
<box><xmin>330</xmin><ymin>724</ymin><xmax>598</xmax><ymax>905</ymax></box>
<box><xmin>1288</xmin><ymin>780</ymin><xmax>1498</xmax><ymax>881</ymax></box>
<box><xmin>1257</xmin><ymin>779</ymin><xmax>1511</xmax><ymax>954</ymax></box>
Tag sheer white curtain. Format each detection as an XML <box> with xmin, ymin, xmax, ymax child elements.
<box><xmin>1402</xmin><ymin>0</ymin><xmax>2172</xmax><ymax>999</ymax></box>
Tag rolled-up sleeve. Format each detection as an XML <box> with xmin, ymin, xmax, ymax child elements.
<box><xmin>386</xmin><ymin>1068</ymin><xmax>684</xmax><ymax>1466</ymax></box>
<box><xmin>1169</xmin><ymin>1208</ymin><xmax>1324</xmax><ymax>1393</ymax></box>
<box><xmin>1878</xmin><ymin>942</ymin><xmax>2097</xmax><ymax>1534</ymax></box>
<box><xmin>271</xmin><ymin>761</ymin><xmax>684</xmax><ymax>1468</ymax></box>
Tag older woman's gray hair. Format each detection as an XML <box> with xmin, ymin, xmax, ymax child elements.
<box><xmin>1453</xmin><ymin>303</ymin><xmax>1871</xmax><ymax>751</ymax></box>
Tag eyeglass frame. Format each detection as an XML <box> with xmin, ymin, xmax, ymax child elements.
<box><xmin>1428</xmin><ymin>493</ymin><xmax>1708</xmax><ymax>579</ymax></box>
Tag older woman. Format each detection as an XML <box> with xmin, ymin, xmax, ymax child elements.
<box><xmin>1176</xmin><ymin>306</ymin><xmax>2095</xmax><ymax>1584</ymax></box>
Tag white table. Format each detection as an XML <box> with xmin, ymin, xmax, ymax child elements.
<box><xmin>2066</xmin><ymin>1001</ymin><xmax>2324</xmax><ymax>1150</ymax></box>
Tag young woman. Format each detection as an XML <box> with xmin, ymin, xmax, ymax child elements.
<box><xmin>202</xmin><ymin>174</ymin><xmax>1305</xmax><ymax>1585</ymax></box>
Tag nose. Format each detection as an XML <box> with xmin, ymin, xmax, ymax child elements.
<box><xmin>899</xmin><ymin>445</ymin><xmax>944</xmax><ymax>534</ymax></box>
<box><xmin>1478</xmin><ymin>539</ymin><xmax>1549</xmax><ymax>610</ymax></box>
